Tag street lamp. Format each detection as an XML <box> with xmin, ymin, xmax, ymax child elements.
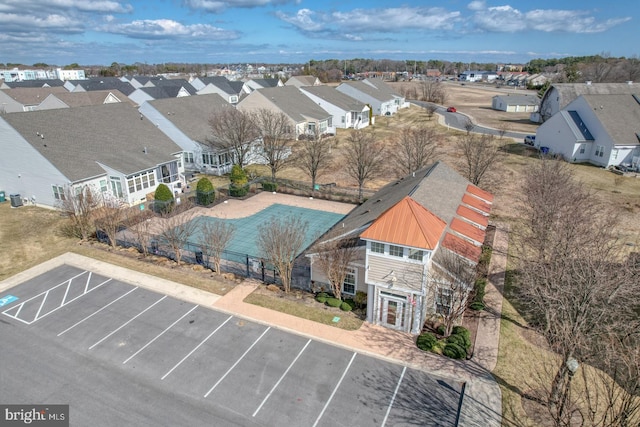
<box><xmin>558</xmin><ymin>357</ymin><xmax>580</xmax><ymax>421</ymax></box>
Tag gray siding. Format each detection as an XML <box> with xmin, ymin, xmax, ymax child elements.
<box><xmin>366</xmin><ymin>253</ymin><xmax>425</xmax><ymax>292</ymax></box>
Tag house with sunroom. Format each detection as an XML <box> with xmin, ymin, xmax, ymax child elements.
<box><xmin>308</xmin><ymin>162</ymin><xmax>493</xmax><ymax>334</ymax></box>
<box><xmin>335</xmin><ymin>78</ymin><xmax>405</xmax><ymax>116</ymax></box>
<box><xmin>535</xmin><ymin>93</ymin><xmax>640</xmax><ymax>170</ymax></box>
<box><xmin>0</xmin><ymin>103</ymin><xmax>184</xmax><ymax>209</ymax></box>
<box><xmin>299</xmin><ymin>85</ymin><xmax>371</xmax><ymax>129</ymax></box>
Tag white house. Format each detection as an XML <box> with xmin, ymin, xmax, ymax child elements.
<box><xmin>299</xmin><ymin>85</ymin><xmax>371</xmax><ymax>129</ymax></box>
<box><xmin>336</xmin><ymin>79</ymin><xmax>404</xmax><ymax>116</ymax></box>
<box><xmin>535</xmin><ymin>94</ymin><xmax>640</xmax><ymax>169</ymax></box>
<box><xmin>0</xmin><ymin>103</ymin><xmax>184</xmax><ymax>209</ymax></box>
<box><xmin>491</xmin><ymin>94</ymin><xmax>539</xmax><ymax>112</ymax></box>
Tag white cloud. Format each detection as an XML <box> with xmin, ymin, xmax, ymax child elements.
<box><xmin>0</xmin><ymin>0</ymin><xmax>132</xmax><ymax>14</ymax></box>
<box><xmin>104</xmin><ymin>19</ymin><xmax>239</xmax><ymax>40</ymax></box>
<box><xmin>276</xmin><ymin>6</ymin><xmax>461</xmax><ymax>36</ymax></box>
<box><xmin>467</xmin><ymin>1</ymin><xmax>485</xmax><ymax>12</ymax></box>
<box><xmin>472</xmin><ymin>5</ymin><xmax>631</xmax><ymax>33</ymax></box>
<box><xmin>183</xmin><ymin>0</ymin><xmax>297</xmax><ymax>14</ymax></box>
<box><xmin>0</xmin><ymin>12</ymin><xmax>84</xmax><ymax>33</ymax></box>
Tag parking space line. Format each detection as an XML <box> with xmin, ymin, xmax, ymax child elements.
<box><xmin>57</xmin><ymin>287</ymin><xmax>138</xmax><ymax>336</ymax></box>
<box><xmin>123</xmin><ymin>305</ymin><xmax>199</xmax><ymax>365</ymax></box>
<box><xmin>161</xmin><ymin>315</ymin><xmax>233</xmax><ymax>381</ymax></box>
<box><xmin>381</xmin><ymin>366</ymin><xmax>407</xmax><ymax>427</ymax></box>
<box><xmin>312</xmin><ymin>352</ymin><xmax>357</xmax><ymax>427</ymax></box>
<box><xmin>88</xmin><ymin>295</ymin><xmax>167</xmax><ymax>350</ymax></box>
<box><xmin>3</xmin><ymin>271</ymin><xmax>112</xmax><ymax>325</ymax></box>
<box><xmin>204</xmin><ymin>327</ymin><xmax>271</xmax><ymax>398</ymax></box>
<box><xmin>252</xmin><ymin>339</ymin><xmax>311</xmax><ymax>417</ymax></box>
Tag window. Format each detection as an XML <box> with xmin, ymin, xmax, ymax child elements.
<box><xmin>579</xmin><ymin>144</ymin><xmax>585</xmax><ymax>154</ymax></box>
<box><xmin>612</xmin><ymin>149</ymin><xmax>618</xmax><ymax>160</ymax></box>
<box><xmin>183</xmin><ymin>152</ymin><xmax>194</xmax><ymax>164</ymax></box>
<box><xmin>343</xmin><ymin>268</ymin><xmax>356</xmax><ymax>296</ymax></box>
<box><xmin>595</xmin><ymin>145</ymin><xmax>605</xmax><ymax>157</ymax></box>
<box><xmin>52</xmin><ymin>185</ymin><xmax>65</xmax><ymax>200</ymax></box>
<box><xmin>436</xmin><ymin>287</ymin><xmax>452</xmax><ymax>315</ymax></box>
<box><xmin>307</xmin><ymin>122</ymin><xmax>316</xmax><ymax>133</ymax></box>
<box><xmin>389</xmin><ymin>245</ymin><xmax>404</xmax><ymax>258</ymax></box>
<box><xmin>110</xmin><ymin>176</ymin><xmax>123</xmax><ymax>198</ymax></box>
<box><xmin>370</xmin><ymin>242</ymin><xmax>385</xmax><ymax>254</ymax></box>
<box><xmin>408</xmin><ymin>249</ymin><xmax>424</xmax><ymax>261</ymax></box>
<box><xmin>99</xmin><ymin>179</ymin><xmax>108</xmax><ymax>193</ymax></box>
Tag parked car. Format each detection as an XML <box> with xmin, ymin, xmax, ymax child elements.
<box><xmin>446</xmin><ymin>106</ymin><xmax>457</xmax><ymax>113</ymax></box>
<box><xmin>524</xmin><ymin>135</ymin><xmax>536</xmax><ymax>145</ymax></box>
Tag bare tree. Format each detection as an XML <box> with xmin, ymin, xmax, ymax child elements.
<box><xmin>125</xmin><ymin>207</ymin><xmax>155</xmax><ymax>257</ymax></box>
<box><xmin>254</xmin><ymin>108</ymin><xmax>294</xmax><ymax>181</ymax></box>
<box><xmin>200</xmin><ymin>219</ymin><xmax>236</xmax><ymax>274</ymax></box>
<box><xmin>456</xmin><ymin>133</ymin><xmax>499</xmax><ymax>186</ymax></box>
<box><xmin>463</xmin><ymin>117</ymin><xmax>475</xmax><ymax>134</ymax></box>
<box><xmin>393</xmin><ymin>127</ymin><xmax>438</xmax><ymax>177</ymax></box>
<box><xmin>56</xmin><ymin>185</ymin><xmax>101</xmax><ymax>240</ymax></box>
<box><xmin>294</xmin><ymin>130</ymin><xmax>333</xmax><ymax>193</ymax></box>
<box><xmin>419</xmin><ymin>79</ymin><xmax>446</xmax><ymax>104</ymax></box>
<box><xmin>428</xmin><ymin>248</ymin><xmax>477</xmax><ymax>337</ymax></box>
<box><xmin>424</xmin><ymin>103</ymin><xmax>438</xmax><ymax>121</ymax></box>
<box><xmin>94</xmin><ymin>198</ymin><xmax>126</xmax><ymax>249</ymax></box>
<box><xmin>514</xmin><ymin>158</ymin><xmax>640</xmax><ymax>423</ymax></box>
<box><xmin>342</xmin><ymin>129</ymin><xmax>385</xmax><ymax>202</ymax></box>
<box><xmin>497</xmin><ymin>122</ymin><xmax>509</xmax><ymax>140</ymax></box>
<box><xmin>312</xmin><ymin>236</ymin><xmax>359</xmax><ymax>300</ymax></box>
<box><xmin>208</xmin><ymin>107</ymin><xmax>259</xmax><ymax>167</ymax></box>
<box><xmin>257</xmin><ymin>215</ymin><xmax>308</xmax><ymax>293</ymax></box>
<box><xmin>156</xmin><ymin>202</ymin><xmax>199</xmax><ymax>266</ymax></box>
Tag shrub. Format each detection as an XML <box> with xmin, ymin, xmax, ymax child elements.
<box><xmin>228</xmin><ymin>184</ymin><xmax>248</xmax><ymax>197</ymax></box>
<box><xmin>416</xmin><ymin>333</ymin><xmax>438</xmax><ymax>351</ymax></box>
<box><xmin>154</xmin><ymin>183</ymin><xmax>174</xmax><ymax>213</ymax></box>
<box><xmin>262</xmin><ymin>181</ymin><xmax>278</xmax><ymax>192</ymax></box>
<box><xmin>315</xmin><ymin>295</ymin><xmax>327</xmax><ymax>304</ymax></box>
<box><xmin>340</xmin><ymin>301</ymin><xmax>353</xmax><ymax>311</ymax></box>
<box><xmin>230</xmin><ymin>164</ymin><xmax>248</xmax><ymax>186</ymax></box>
<box><xmin>436</xmin><ymin>324</ymin><xmax>446</xmax><ymax>336</ymax></box>
<box><xmin>316</xmin><ymin>292</ymin><xmax>328</xmax><ymax>298</ymax></box>
<box><xmin>326</xmin><ymin>297</ymin><xmax>342</xmax><ymax>307</ymax></box>
<box><xmin>354</xmin><ymin>291</ymin><xmax>367</xmax><ymax>309</ymax></box>
<box><xmin>343</xmin><ymin>299</ymin><xmax>356</xmax><ymax>310</ymax></box>
<box><xmin>195</xmin><ymin>177</ymin><xmax>215</xmax><ymax>206</ymax></box>
<box><xmin>447</xmin><ymin>334</ymin><xmax>466</xmax><ymax>348</ymax></box>
<box><xmin>451</xmin><ymin>326</ymin><xmax>472</xmax><ymax>350</ymax></box>
<box><xmin>442</xmin><ymin>343</ymin><xmax>467</xmax><ymax>359</ymax></box>
<box><xmin>470</xmin><ymin>301</ymin><xmax>485</xmax><ymax>311</ymax></box>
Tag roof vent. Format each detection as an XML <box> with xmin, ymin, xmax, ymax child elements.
<box><xmin>627</xmin><ymin>81</ymin><xmax>633</xmax><ymax>85</ymax></box>
<box><xmin>586</xmin><ymin>81</ymin><xmax>592</xmax><ymax>85</ymax></box>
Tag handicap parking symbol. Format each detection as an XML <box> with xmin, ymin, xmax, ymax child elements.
<box><xmin>0</xmin><ymin>295</ymin><xmax>19</xmax><ymax>307</ymax></box>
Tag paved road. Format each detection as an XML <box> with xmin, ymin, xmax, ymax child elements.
<box><xmin>411</xmin><ymin>100</ymin><xmax>531</xmax><ymax>141</ymax></box>
<box><xmin>0</xmin><ymin>264</ymin><xmax>464</xmax><ymax>427</ymax></box>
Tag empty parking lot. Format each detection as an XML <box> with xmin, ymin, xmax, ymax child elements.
<box><xmin>0</xmin><ymin>264</ymin><xmax>463</xmax><ymax>426</ymax></box>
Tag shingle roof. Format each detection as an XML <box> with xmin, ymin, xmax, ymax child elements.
<box><xmin>199</xmin><ymin>77</ymin><xmax>239</xmax><ymax>95</ymax></box>
<box><xmin>249</xmin><ymin>86</ymin><xmax>331</xmax><ymax>122</ymax></box>
<box><xmin>0</xmin><ymin>87</ymin><xmax>68</xmax><ymax>105</ymax></box>
<box><xmin>251</xmin><ymin>78</ymin><xmax>281</xmax><ymax>88</ymax></box>
<box><xmin>72</xmin><ymin>78</ymin><xmax>136</xmax><ymax>96</ymax></box>
<box><xmin>2</xmin><ymin>103</ymin><xmax>182</xmax><ymax>182</ymax></box>
<box><xmin>548</xmin><ymin>82</ymin><xmax>639</xmax><ymax>111</ymax></box>
<box><xmin>338</xmin><ymin>80</ymin><xmax>393</xmax><ymax>103</ymax></box>
<box><xmin>360</xmin><ymin>196</ymin><xmax>446</xmax><ymax>250</ymax></box>
<box><xmin>580</xmin><ymin>94</ymin><xmax>640</xmax><ymax>146</ymax></box>
<box><xmin>2</xmin><ymin>80</ymin><xmax>65</xmax><ymax>88</ymax></box>
<box><xmin>300</xmin><ymin>86</ymin><xmax>367</xmax><ymax>111</ymax></box>
<box><xmin>147</xmin><ymin>94</ymin><xmax>230</xmax><ymax>143</ymax></box>
<box><xmin>45</xmin><ymin>90</ymin><xmax>134</xmax><ymax>108</ymax></box>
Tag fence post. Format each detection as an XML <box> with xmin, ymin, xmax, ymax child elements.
<box><xmin>246</xmin><ymin>255</ymin><xmax>250</xmax><ymax>277</ymax></box>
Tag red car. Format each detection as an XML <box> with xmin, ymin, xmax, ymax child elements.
<box><xmin>446</xmin><ymin>106</ymin><xmax>457</xmax><ymax>113</ymax></box>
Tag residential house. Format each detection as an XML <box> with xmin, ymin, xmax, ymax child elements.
<box><xmin>0</xmin><ymin>79</ymin><xmax>65</xmax><ymax>89</ymax></box>
<box><xmin>37</xmin><ymin>90</ymin><xmax>134</xmax><ymax>110</ymax></box>
<box><xmin>0</xmin><ymin>103</ymin><xmax>184</xmax><ymax>209</ymax></box>
<box><xmin>491</xmin><ymin>94</ymin><xmax>539</xmax><ymax>113</ymax></box>
<box><xmin>139</xmin><ymin>94</ymin><xmax>238</xmax><ymax>176</ymax></box>
<box><xmin>191</xmin><ymin>76</ymin><xmax>244</xmax><ymax>104</ymax></box>
<box><xmin>285</xmin><ymin>75</ymin><xmax>321</xmax><ymax>88</ymax></box>
<box><xmin>0</xmin><ymin>87</ymin><xmax>68</xmax><ymax>112</ymax></box>
<box><xmin>237</xmin><ymin>86</ymin><xmax>333</xmax><ymax>139</ymax></box>
<box><xmin>243</xmin><ymin>78</ymin><xmax>283</xmax><ymax>94</ymax></box>
<box><xmin>299</xmin><ymin>85</ymin><xmax>371</xmax><ymax>129</ymax></box>
<box><xmin>64</xmin><ymin>77</ymin><xmax>136</xmax><ymax>97</ymax></box>
<box><xmin>336</xmin><ymin>79</ymin><xmax>402</xmax><ymax>116</ymax></box>
<box><xmin>533</xmin><ymin>81</ymin><xmax>638</xmax><ymax>123</ymax></box>
<box><xmin>309</xmin><ymin>162</ymin><xmax>493</xmax><ymax>334</ymax></box>
<box><xmin>535</xmin><ymin>94</ymin><xmax>640</xmax><ymax>170</ymax></box>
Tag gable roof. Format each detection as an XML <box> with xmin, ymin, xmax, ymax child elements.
<box><xmin>0</xmin><ymin>87</ymin><xmax>68</xmax><ymax>105</ymax></box>
<box><xmin>1</xmin><ymin>80</ymin><xmax>65</xmax><ymax>88</ymax></box>
<box><xmin>337</xmin><ymin>80</ymin><xmax>393</xmax><ymax>103</ymax></box>
<box><xmin>197</xmin><ymin>76</ymin><xmax>238</xmax><ymax>95</ymax></box>
<box><xmin>146</xmin><ymin>94</ymin><xmax>230</xmax><ymax>144</ymax></box>
<box><xmin>360</xmin><ymin>196</ymin><xmax>446</xmax><ymax>250</ymax></box>
<box><xmin>243</xmin><ymin>86</ymin><xmax>332</xmax><ymax>122</ymax></box>
<box><xmin>1</xmin><ymin>103</ymin><xmax>182</xmax><ymax>182</ymax></box>
<box><xmin>71</xmin><ymin>78</ymin><xmax>136</xmax><ymax>96</ymax></box>
<box><xmin>362</xmin><ymin>78</ymin><xmax>402</xmax><ymax>97</ymax></box>
<box><xmin>546</xmin><ymin>82</ymin><xmax>639</xmax><ymax>111</ymax></box>
<box><xmin>299</xmin><ymin>85</ymin><xmax>368</xmax><ymax>111</ymax></box>
<box><xmin>249</xmin><ymin>78</ymin><xmax>281</xmax><ymax>88</ymax></box>
<box><xmin>579</xmin><ymin>94</ymin><xmax>640</xmax><ymax>146</ymax></box>
<box><xmin>286</xmin><ymin>75</ymin><xmax>319</xmax><ymax>87</ymax></box>
<box><xmin>43</xmin><ymin>89</ymin><xmax>134</xmax><ymax>108</ymax></box>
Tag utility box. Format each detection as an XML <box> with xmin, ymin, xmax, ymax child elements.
<box><xmin>10</xmin><ymin>194</ymin><xmax>23</xmax><ymax>208</ymax></box>
<box><xmin>0</xmin><ymin>191</ymin><xmax>5</xmax><ymax>202</ymax></box>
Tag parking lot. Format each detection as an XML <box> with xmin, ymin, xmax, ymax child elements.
<box><xmin>0</xmin><ymin>265</ymin><xmax>463</xmax><ymax>426</ymax></box>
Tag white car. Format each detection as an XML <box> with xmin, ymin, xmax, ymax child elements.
<box><xmin>524</xmin><ymin>135</ymin><xmax>536</xmax><ymax>146</ymax></box>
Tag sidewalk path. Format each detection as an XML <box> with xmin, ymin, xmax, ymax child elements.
<box><xmin>0</xmin><ymin>223</ymin><xmax>508</xmax><ymax>427</ymax></box>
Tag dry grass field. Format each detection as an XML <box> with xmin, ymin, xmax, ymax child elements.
<box><xmin>2</xmin><ymin>83</ymin><xmax>639</xmax><ymax>426</ymax></box>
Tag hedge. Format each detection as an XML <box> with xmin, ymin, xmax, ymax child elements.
<box><xmin>340</xmin><ymin>301</ymin><xmax>353</xmax><ymax>312</ymax></box>
<box><xmin>326</xmin><ymin>297</ymin><xmax>342</xmax><ymax>308</ymax></box>
<box><xmin>228</xmin><ymin>184</ymin><xmax>249</xmax><ymax>197</ymax></box>
<box><xmin>195</xmin><ymin>177</ymin><xmax>215</xmax><ymax>206</ymax></box>
<box><xmin>262</xmin><ymin>181</ymin><xmax>278</xmax><ymax>192</ymax></box>
<box><xmin>442</xmin><ymin>343</ymin><xmax>467</xmax><ymax>359</ymax></box>
<box><xmin>416</xmin><ymin>333</ymin><xmax>438</xmax><ymax>352</ymax></box>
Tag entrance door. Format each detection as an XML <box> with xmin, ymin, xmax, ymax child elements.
<box><xmin>379</xmin><ymin>294</ymin><xmax>406</xmax><ymax>330</ymax></box>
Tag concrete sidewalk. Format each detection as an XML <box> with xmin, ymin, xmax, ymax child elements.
<box><xmin>0</xmin><ymin>224</ymin><xmax>508</xmax><ymax>427</ymax></box>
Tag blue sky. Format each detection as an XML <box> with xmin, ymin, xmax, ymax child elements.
<box><xmin>0</xmin><ymin>0</ymin><xmax>637</xmax><ymax>66</ymax></box>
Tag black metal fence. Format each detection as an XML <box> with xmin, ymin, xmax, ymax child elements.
<box><xmin>103</xmin><ymin>229</ymin><xmax>311</xmax><ymax>290</ymax></box>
